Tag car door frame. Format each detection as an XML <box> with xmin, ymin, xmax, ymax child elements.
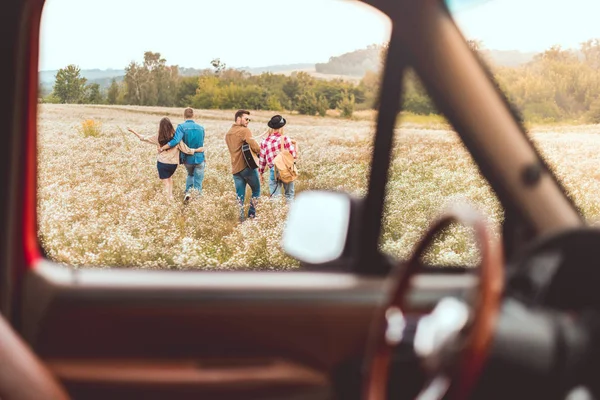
<box><xmin>0</xmin><ymin>0</ymin><xmax>581</xmax><ymax>398</ymax></box>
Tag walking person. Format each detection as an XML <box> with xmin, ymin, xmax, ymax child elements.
<box><xmin>225</xmin><ymin>109</ymin><xmax>261</xmax><ymax>221</ymax></box>
<box><xmin>259</xmin><ymin>115</ymin><xmax>297</xmax><ymax>202</ymax></box>
<box><xmin>127</xmin><ymin>118</ymin><xmax>204</xmax><ymax>200</ymax></box>
<box><xmin>159</xmin><ymin>107</ymin><xmax>206</xmax><ymax>202</ymax></box>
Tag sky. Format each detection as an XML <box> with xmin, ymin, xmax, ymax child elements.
<box><xmin>39</xmin><ymin>0</ymin><xmax>600</xmax><ymax>71</ymax></box>
<box><xmin>450</xmin><ymin>0</ymin><xmax>600</xmax><ymax>53</ymax></box>
<box><xmin>38</xmin><ymin>0</ymin><xmax>391</xmax><ymax>71</ymax></box>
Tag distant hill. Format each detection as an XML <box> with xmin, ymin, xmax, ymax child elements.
<box><xmin>314</xmin><ymin>45</ymin><xmax>538</xmax><ymax>77</ymax></box>
<box><xmin>315</xmin><ymin>45</ymin><xmax>381</xmax><ymax>76</ymax></box>
<box><xmin>179</xmin><ymin>67</ymin><xmax>211</xmax><ymax>77</ymax></box>
<box><xmin>482</xmin><ymin>49</ymin><xmax>536</xmax><ymax>67</ymax></box>
<box><xmin>237</xmin><ymin>63</ymin><xmax>315</xmax><ymax>75</ymax></box>
<box><xmin>39</xmin><ymin>69</ymin><xmax>126</xmax><ymax>94</ymax></box>
<box><xmin>39</xmin><ymin>68</ymin><xmax>126</xmax><ymax>85</ymax></box>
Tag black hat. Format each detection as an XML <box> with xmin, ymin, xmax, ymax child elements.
<box><xmin>267</xmin><ymin>115</ymin><xmax>286</xmax><ymax>129</ymax></box>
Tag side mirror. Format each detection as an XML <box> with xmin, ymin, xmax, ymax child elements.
<box><xmin>282</xmin><ymin>191</ymin><xmax>351</xmax><ymax>264</ymax></box>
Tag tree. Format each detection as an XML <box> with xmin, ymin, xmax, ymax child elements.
<box><xmin>403</xmin><ymin>70</ymin><xmax>437</xmax><ymax>115</ymax></box>
<box><xmin>317</xmin><ymin>95</ymin><xmax>329</xmax><ymax>117</ymax></box>
<box><xmin>123</xmin><ymin>52</ymin><xmax>179</xmax><ymax>106</ymax></box>
<box><xmin>143</xmin><ymin>51</ymin><xmax>163</xmax><ymax>71</ymax></box>
<box><xmin>124</xmin><ymin>61</ymin><xmax>149</xmax><ymax>105</ymax></box>
<box><xmin>107</xmin><ymin>79</ymin><xmax>119</xmax><ymax>105</ymax></box>
<box><xmin>358</xmin><ymin>70</ymin><xmax>381</xmax><ymax>109</ymax></box>
<box><xmin>581</xmin><ymin>39</ymin><xmax>600</xmax><ymax>70</ymax></box>
<box><xmin>177</xmin><ymin>76</ymin><xmax>200</xmax><ymax>107</ymax></box>
<box><xmin>266</xmin><ymin>95</ymin><xmax>283</xmax><ymax>111</ymax></box>
<box><xmin>85</xmin><ymin>83</ymin><xmax>104</xmax><ymax>104</ymax></box>
<box><xmin>337</xmin><ymin>91</ymin><xmax>355</xmax><ymax>118</ymax></box>
<box><xmin>535</xmin><ymin>45</ymin><xmax>577</xmax><ymax>63</ymax></box>
<box><xmin>282</xmin><ymin>78</ymin><xmax>301</xmax><ymax>111</ymax></box>
<box><xmin>297</xmin><ymin>92</ymin><xmax>319</xmax><ymax>115</ymax></box>
<box><xmin>192</xmin><ymin>75</ymin><xmax>221</xmax><ymax>109</ymax></box>
<box><xmin>53</xmin><ymin>65</ymin><xmax>87</xmax><ymax>103</ymax></box>
<box><xmin>210</xmin><ymin>58</ymin><xmax>226</xmax><ymax>75</ymax></box>
<box><xmin>151</xmin><ymin>59</ymin><xmax>179</xmax><ymax>107</ymax></box>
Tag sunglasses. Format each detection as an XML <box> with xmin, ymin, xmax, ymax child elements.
<box><xmin>244</xmin><ymin>117</ymin><xmax>251</xmax><ymax>122</ymax></box>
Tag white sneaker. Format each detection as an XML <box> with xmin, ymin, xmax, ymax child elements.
<box><xmin>184</xmin><ymin>193</ymin><xmax>191</xmax><ymax>203</ymax></box>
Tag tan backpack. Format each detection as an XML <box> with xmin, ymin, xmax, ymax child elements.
<box><xmin>273</xmin><ymin>136</ymin><xmax>298</xmax><ymax>184</ymax></box>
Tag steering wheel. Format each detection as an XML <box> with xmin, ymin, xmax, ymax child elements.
<box><xmin>363</xmin><ymin>204</ymin><xmax>504</xmax><ymax>400</ymax></box>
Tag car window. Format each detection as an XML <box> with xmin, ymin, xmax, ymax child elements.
<box><xmin>380</xmin><ymin>76</ymin><xmax>499</xmax><ymax>267</ymax></box>
<box><xmin>37</xmin><ymin>0</ymin><xmax>391</xmax><ymax>270</ymax></box>
<box><xmin>449</xmin><ymin>0</ymin><xmax>600</xmax><ymax>222</ymax></box>
<box><xmin>379</xmin><ymin>0</ymin><xmax>600</xmax><ymax>267</ymax></box>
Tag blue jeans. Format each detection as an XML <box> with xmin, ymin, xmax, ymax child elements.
<box><xmin>233</xmin><ymin>167</ymin><xmax>261</xmax><ymax>220</ymax></box>
<box><xmin>184</xmin><ymin>162</ymin><xmax>205</xmax><ymax>194</ymax></box>
<box><xmin>269</xmin><ymin>168</ymin><xmax>295</xmax><ymax>202</ymax></box>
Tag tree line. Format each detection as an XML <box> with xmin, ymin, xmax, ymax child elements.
<box><xmin>43</xmin><ymin>40</ymin><xmax>600</xmax><ymax>123</ymax></box>
<box><xmin>43</xmin><ymin>52</ymin><xmax>364</xmax><ymax>118</ymax></box>
<box><xmin>493</xmin><ymin>39</ymin><xmax>600</xmax><ymax>123</ymax></box>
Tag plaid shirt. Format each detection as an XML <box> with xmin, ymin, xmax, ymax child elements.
<box><xmin>259</xmin><ymin>133</ymin><xmax>297</xmax><ymax>174</ymax></box>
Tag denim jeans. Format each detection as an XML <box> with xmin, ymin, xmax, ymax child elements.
<box><xmin>269</xmin><ymin>168</ymin><xmax>295</xmax><ymax>202</ymax></box>
<box><xmin>184</xmin><ymin>162</ymin><xmax>205</xmax><ymax>194</ymax></box>
<box><xmin>233</xmin><ymin>167</ymin><xmax>261</xmax><ymax>220</ymax></box>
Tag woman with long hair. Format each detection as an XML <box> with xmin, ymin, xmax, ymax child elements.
<box><xmin>258</xmin><ymin>115</ymin><xmax>297</xmax><ymax>201</ymax></box>
<box><xmin>128</xmin><ymin>117</ymin><xmax>204</xmax><ymax>199</ymax></box>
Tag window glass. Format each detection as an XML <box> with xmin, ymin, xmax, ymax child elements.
<box><xmin>380</xmin><ymin>95</ymin><xmax>498</xmax><ymax>267</ymax></box>
<box><xmin>450</xmin><ymin>0</ymin><xmax>600</xmax><ymax>223</ymax></box>
<box><xmin>381</xmin><ymin>0</ymin><xmax>600</xmax><ymax>267</ymax></box>
<box><xmin>37</xmin><ymin>0</ymin><xmax>391</xmax><ymax>270</ymax></box>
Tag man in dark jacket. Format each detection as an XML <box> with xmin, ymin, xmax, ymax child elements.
<box><xmin>225</xmin><ymin>109</ymin><xmax>261</xmax><ymax>220</ymax></box>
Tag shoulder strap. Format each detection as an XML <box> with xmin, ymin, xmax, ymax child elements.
<box><xmin>280</xmin><ymin>135</ymin><xmax>285</xmax><ymax>152</ymax></box>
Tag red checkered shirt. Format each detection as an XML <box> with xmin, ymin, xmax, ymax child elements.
<box><xmin>259</xmin><ymin>133</ymin><xmax>297</xmax><ymax>175</ymax></box>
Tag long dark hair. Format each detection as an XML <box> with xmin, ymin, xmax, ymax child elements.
<box><xmin>158</xmin><ymin>117</ymin><xmax>175</xmax><ymax>147</ymax></box>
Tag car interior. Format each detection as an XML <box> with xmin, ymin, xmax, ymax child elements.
<box><xmin>2</xmin><ymin>0</ymin><xmax>600</xmax><ymax>399</ymax></box>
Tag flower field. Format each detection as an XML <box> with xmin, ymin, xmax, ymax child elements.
<box><xmin>37</xmin><ymin>104</ymin><xmax>600</xmax><ymax>270</ymax></box>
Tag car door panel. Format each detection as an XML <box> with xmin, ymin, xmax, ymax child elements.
<box><xmin>17</xmin><ymin>262</ymin><xmax>474</xmax><ymax>398</ymax></box>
